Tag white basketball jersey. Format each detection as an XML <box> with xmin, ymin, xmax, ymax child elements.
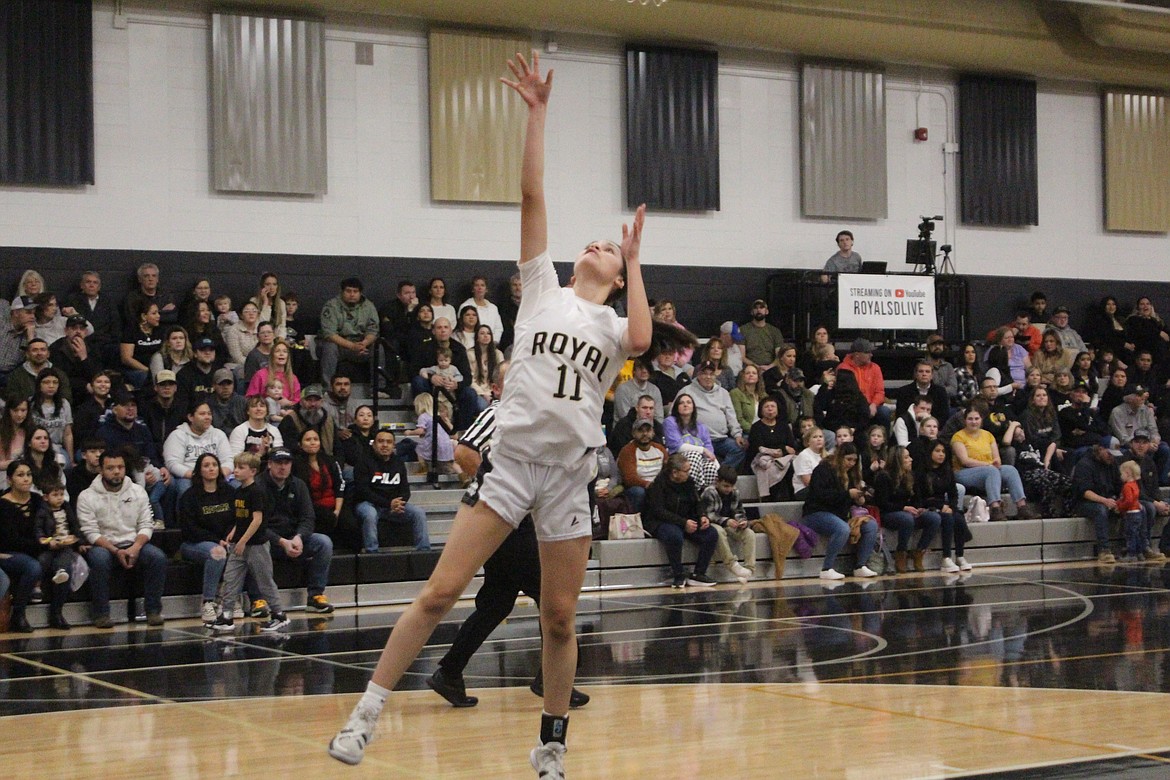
<box><xmin>493</xmin><ymin>251</ymin><xmax>629</xmax><ymax>466</ymax></box>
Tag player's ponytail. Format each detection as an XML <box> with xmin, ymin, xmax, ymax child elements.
<box><xmin>639</xmin><ymin>320</ymin><xmax>700</xmax><ymax>362</ymax></box>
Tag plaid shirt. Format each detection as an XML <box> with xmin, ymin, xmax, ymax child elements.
<box><xmin>0</xmin><ymin>301</ymin><xmax>28</xmax><ymax>374</ymax></box>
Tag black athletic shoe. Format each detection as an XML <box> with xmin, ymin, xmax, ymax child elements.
<box><xmin>426</xmin><ymin>668</ymin><xmax>478</xmax><ymax>707</ymax></box>
<box><xmin>671</xmin><ymin>575</ymin><xmax>687</xmax><ymax>589</ymax></box>
<box><xmin>686</xmin><ymin>572</ymin><xmax>717</xmax><ymax>587</ymax></box>
<box><xmin>530</xmin><ymin>677</ymin><xmax>590</xmax><ymax>709</ymax></box>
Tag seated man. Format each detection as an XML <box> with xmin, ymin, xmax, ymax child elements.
<box><xmin>318</xmin><ymin>277</ymin><xmax>381</xmax><ymax>384</ymax></box>
<box><xmin>7</xmin><ymin>338</ymin><xmax>71</xmax><ymax>403</ymax></box>
<box><xmin>279</xmin><ymin>384</ymin><xmax>335</xmax><ymax>456</ymax></box>
<box><xmin>822</xmin><ymin>229</ymin><xmax>862</xmax><ymax>274</ymax></box>
<box><xmin>255</xmin><ymin>447</ymin><xmax>335</xmax><ymax>615</ymax></box>
<box><xmin>408</xmin><ymin>317</ymin><xmax>479</xmax><ymax>430</ymax></box>
<box><xmin>177</xmin><ymin>337</ymin><xmax>224</xmax><ymax>401</ymax></box>
<box><xmin>643</xmin><ymin>452</ymin><xmax>720</xmax><ymax>589</ymax></box>
<box><xmin>686</xmin><ymin>360</ymin><xmax>746</xmax><ymax>468</ymax></box>
<box><xmin>97</xmin><ymin>391</ymin><xmax>173</xmax><ymax>518</ymax></box>
<box><xmin>209</xmin><ymin>368</ymin><xmax>248</xmax><ymax>435</ymax></box>
<box><xmin>649</xmin><ymin>349</ymin><xmax>689</xmax><ymax>412</ymax></box>
<box><xmin>77</xmin><ymin>450</ymin><xmax>167</xmax><ymax>627</ymax></box>
<box><xmin>892</xmin><ymin>397</ymin><xmax>933</xmax><ymax>448</ymax></box>
<box><xmin>740</xmin><ymin>298</ymin><xmax>785</xmax><ymax>368</ymax></box>
<box><xmin>61</xmin><ymin>270</ymin><xmax>120</xmax><ymax>364</ymax></box>
<box><xmin>1048</xmin><ymin>306</ymin><xmax>1086</xmax><ymax>353</ymax></box>
<box><xmin>1110</xmin><ymin>385</ymin><xmax>1170</xmax><ymax>485</ymax></box>
<box><xmin>1071</xmin><ymin>444</ymin><xmax>1121</xmax><ymax>564</ymax></box>
<box><xmin>120</xmin><ymin>262</ymin><xmax>177</xmax><ymax>328</ymax></box>
<box><xmin>617</xmin><ymin>418</ymin><xmax>668</xmax><ymax>511</ymax></box>
<box><xmin>839</xmin><ymin>338</ymin><xmax>889</xmax><ymax>428</ymax></box>
<box><xmin>0</xmin><ymin>298</ymin><xmax>36</xmax><ymax>386</ymax></box>
<box><xmin>608</xmin><ymin>393</ymin><xmax>664</xmax><ymax>456</ymax></box>
<box><xmin>354</xmin><ymin>428</ymin><xmax>429</xmax><ymax>552</ymax></box>
<box><xmin>777</xmin><ymin>368</ymin><xmax>815</xmax><ymax>430</ymax></box>
<box><xmin>612</xmin><ymin>357</ymin><xmax>663</xmax><ymax>425</ymax></box>
<box><xmin>49</xmin><ymin>314</ymin><xmax>100</xmax><ymax>407</ymax></box>
<box><xmin>1058</xmin><ymin>383</ymin><xmax>1110</xmax><ymax>470</ymax></box>
<box><xmin>892</xmin><ymin>359</ymin><xmax>949</xmax><ymax>421</ymax></box>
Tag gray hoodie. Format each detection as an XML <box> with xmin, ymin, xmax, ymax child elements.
<box><xmin>77</xmin><ymin>476</ymin><xmax>154</xmax><ymax>546</ymax></box>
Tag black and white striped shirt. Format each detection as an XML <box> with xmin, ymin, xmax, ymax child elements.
<box><xmin>459</xmin><ymin>401</ymin><xmax>498</xmax><ymax>506</ymax></box>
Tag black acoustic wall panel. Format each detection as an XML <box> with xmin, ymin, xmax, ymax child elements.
<box><xmin>958</xmin><ymin>75</ymin><xmax>1038</xmax><ymax>226</ymax></box>
<box><xmin>0</xmin><ymin>0</ymin><xmax>94</xmax><ymax>185</ymax></box>
<box><xmin>625</xmin><ymin>45</ymin><xmax>719</xmax><ymax>211</ymax></box>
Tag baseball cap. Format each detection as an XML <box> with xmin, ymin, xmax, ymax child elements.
<box><xmin>720</xmin><ymin>321</ymin><xmax>743</xmax><ymax>342</ymax></box>
<box><xmin>111</xmin><ymin>390</ymin><xmax>136</xmax><ymax>406</ymax></box>
<box><xmin>787</xmin><ymin>368</ymin><xmax>805</xmax><ymax>381</ymax></box>
<box><xmin>1053</xmin><ymin>305</ymin><xmax>1070</xmax><ymax>315</ymax></box>
<box><xmin>850</xmin><ymin>338</ymin><xmax>874</xmax><ymax>354</ymax></box>
<box><xmin>9</xmin><ymin>295</ymin><xmax>33</xmax><ymax>310</ymax></box>
<box><xmin>194</xmin><ymin>337</ymin><xmax>216</xmax><ymax>351</ymax></box>
<box><xmin>1124</xmin><ymin>384</ymin><xmax>1149</xmax><ymax>398</ymax></box>
<box><xmin>633</xmin><ymin>418</ymin><xmax>654</xmax><ymax>431</ymax></box>
<box><xmin>1132</xmin><ymin>429</ymin><xmax>1153</xmax><ymax>442</ymax></box>
<box><xmin>751</xmin><ymin>298</ymin><xmax>767</xmax><ymax>307</ymax></box>
<box><xmin>154</xmin><ymin>370</ymin><xmax>177</xmax><ymax>385</ymax></box>
<box><xmin>926</xmin><ymin>333</ymin><xmax>946</xmax><ymax>345</ymax></box>
<box><xmin>697</xmin><ymin>360</ymin><xmax>717</xmax><ymax>374</ymax></box>
<box><xmin>269</xmin><ymin>447</ymin><xmax>294</xmax><ymax>462</ymax></box>
<box><xmin>65</xmin><ymin>314</ymin><xmax>89</xmax><ymax>328</ymax></box>
<box><xmin>213</xmin><ymin>368</ymin><xmax>235</xmax><ymax>384</ymax></box>
<box><xmin>302</xmin><ymin>383</ymin><xmax>324</xmax><ymax>399</ymax></box>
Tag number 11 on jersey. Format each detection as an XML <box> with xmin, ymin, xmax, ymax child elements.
<box><xmin>553</xmin><ymin>365</ymin><xmax>583</xmax><ymax>401</ymax></box>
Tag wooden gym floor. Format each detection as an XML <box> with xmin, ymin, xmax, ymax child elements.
<box><xmin>2</xmin><ymin>561</ymin><xmax>1170</xmax><ymax>778</ymax></box>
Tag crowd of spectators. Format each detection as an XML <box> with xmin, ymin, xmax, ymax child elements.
<box><xmin>2</xmin><ymin>257</ymin><xmax>1170</xmax><ymax>628</ymax></box>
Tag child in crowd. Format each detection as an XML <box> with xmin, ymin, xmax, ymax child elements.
<box><xmin>1118</xmin><ymin>460</ymin><xmax>1146</xmax><ymax>562</ymax></box>
<box><xmin>214</xmin><ymin>295</ymin><xmax>238</xmax><ymax>332</ymax></box>
<box><xmin>700</xmin><ymin>465</ymin><xmax>755</xmax><ymax>583</ymax></box>
<box><xmin>36</xmin><ymin>483</ymin><xmax>81</xmax><ymax>590</ymax></box>
<box><xmin>210</xmin><ymin>452</ymin><xmax>289</xmax><ymax>633</ymax></box>
<box><xmin>265</xmin><ymin>377</ymin><xmax>287</xmax><ymax>423</ymax></box>
<box><xmin>407</xmin><ymin>393</ymin><xmax>459</xmax><ymax>475</ymax></box>
<box><xmin>419</xmin><ymin>347</ymin><xmax>462</xmax><ymax>420</ymax></box>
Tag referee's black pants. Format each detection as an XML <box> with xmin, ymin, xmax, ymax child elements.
<box><xmin>438</xmin><ymin>528</ymin><xmax>542</xmax><ymax>676</ymax></box>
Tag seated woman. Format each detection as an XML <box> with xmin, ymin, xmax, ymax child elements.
<box><xmin>1070</xmin><ymin>351</ymin><xmax>1098</xmax><ymax>399</ymax></box>
<box><xmin>183</xmin><ymin>300</ymin><xmax>226</xmax><ymax>354</ymax></box>
<box><xmin>1125</xmin><ymin>296</ymin><xmax>1169</xmax><ymax>366</ymax></box>
<box><xmin>31</xmin><ymin>369</ymin><xmax>74</xmax><ymax>466</ymax></box>
<box><xmin>642</xmin><ymin>452</ymin><xmax>720</xmax><ymax>589</ymax></box>
<box><xmin>730</xmin><ymin>365</ymin><xmax>767</xmax><ymax>434</ymax></box>
<box><xmin>907</xmin><ymin>415</ymin><xmax>966</xmax><ymax>510</ymax></box>
<box><xmin>1011</xmin><ymin>367</ymin><xmax>1045</xmax><ymax>416</ymax></box>
<box><xmin>984</xmin><ymin>327</ymin><xmax>1029</xmax><ymax>393</ymax></box>
<box><xmin>1048</xmin><ymin>369</ymin><xmax>1076</xmax><ymax>409</ymax></box>
<box><xmin>224</xmin><ymin>301</ymin><xmax>260</xmax><ymax>370</ymax></box>
<box><xmin>453</xmin><ymin>305</ymin><xmax>479</xmax><ymax>352</ymax></box>
<box><xmin>1018</xmin><ymin>386</ymin><xmax>1074</xmax><ymax>518</ymax></box>
<box><xmin>403</xmin><ymin>303</ymin><xmax>435</xmax><ymax>374</ymax></box>
<box><xmin>120</xmin><ymin>302</ymin><xmax>162</xmax><ymax>390</ymax></box>
<box><xmin>336</xmin><ymin>404</ymin><xmax>378</xmax><ymax>482</ymax></box>
<box><xmin>747</xmin><ymin>397</ymin><xmax>797</xmax><ymax>500</ymax></box>
<box><xmin>246</xmin><ymin>340</ymin><xmax>301</xmax><ymax>413</ymax></box>
<box><xmin>697</xmin><ymin>338</ymin><xmax>736</xmax><ymax>391</ymax></box>
<box><xmin>178</xmin><ymin>452</ymin><xmax>236</xmax><ymax>626</ymax></box>
<box><xmin>1098</xmin><ymin>365</ymin><xmax>1128</xmax><ymax>422</ymax></box>
<box><xmin>652</xmin><ymin>300</ymin><xmax>693</xmax><ymax>371</ymax></box>
<box><xmin>950</xmin><ymin>405</ymin><xmax>1039</xmax><ymax>522</ymax></box>
<box><xmin>468</xmin><ymin>325</ymin><xmax>503</xmax><ymax>410</ymax></box>
<box><xmin>0</xmin><ymin>395</ymin><xmax>34</xmax><ymax>491</ymax></box>
<box><xmin>761</xmin><ymin>344</ymin><xmax>798</xmax><ymax>397</ymax></box>
<box><xmin>292</xmin><ymin>428</ymin><xmax>345</xmax><ymax>538</ymax></box>
<box><xmin>814</xmin><ymin>368</ymin><xmax>870</xmax><ymax>437</ymax></box>
<box><xmin>0</xmin><ymin>460</ymin><xmax>49</xmax><ymax>632</ymax></box>
<box><xmin>800</xmin><ymin>442</ymin><xmax>879</xmax><ymax>580</ymax></box>
<box><xmin>790</xmin><ymin>425</ymin><xmax>826</xmax><ymax>500</ymax></box>
<box><xmin>799</xmin><ymin>325</ymin><xmax>832</xmax><ymax>380</ymax></box>
<box><xmin>873</xmin><ymin>447</ymin><xmax>941</xmax><ymax>573</ymax></box>
<box><xmin>24</xmin><ymin>426</ymin><xmax>65</xmax><ymax>494</ymax></box>
<box><xmin>1031</xmin><ymin>329</ymin><xmax>1077</xmax><ymax>386</ymax></box>
<box><xmin>663</xmin><ymin>391</ymin><xmax>719</xmax><ymax>489</ymax></box>
<box><xmin>915</xmin><ymin>439</ymin><xmax>970</xmax><ymax>572</ymax></box>
<box><xmin>149</xmin><ymin>325</ymin><xmax>192</xmax><ymax>382</ymax></box>
<box><xmin>242</xmin><ymin>321</ymin><xmax>277</xmax><ymax>386</ymax></box>
<box><xmin>953</xmin><ymin>342</ymin><xmax>982</xmax><ymax>408</ymax></box>
<box><xmin>1083</xmin><ymin>296</ymin><xmax>1128</xmax><ymax>363</ymax></box>
<box><xmin>228</xmin><ymin>395</ymin><xmax>284</xmax><ymax>459</ymax></box>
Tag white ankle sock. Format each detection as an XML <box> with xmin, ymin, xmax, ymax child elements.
<box><xmin>359</xmin><ymin>681</ymin><xmax>391</xmax><ymax>713</ymax></box>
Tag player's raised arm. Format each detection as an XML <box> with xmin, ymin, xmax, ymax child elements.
<box><xmin>501</xmin><ymin>50</ymin><xmax>552</xmax><ymax>264</ymax></box>
<box><xmin>621</xmin><ymin>204</ymin><xmax>652</xmax><ymax>356</ymax></box>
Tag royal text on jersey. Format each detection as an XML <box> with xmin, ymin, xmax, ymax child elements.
<box><xmin>530</xmin><ymin>331</ymin><xmax>611</xmax><ymax>382</ymax></box>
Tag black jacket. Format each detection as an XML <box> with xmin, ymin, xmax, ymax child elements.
<box><xmin>802</xmin><ymin>460</ymin><xmax>853</xmax><ymax>518</ymax></box>
<box><xmin>256</xmin><ymin>471</ymin><xmax>316</xmax><ymax>542</ymax></box>
<box><xmin>642</xmin><ymin>469</ymin><xmax>700</xmax><ymax>534</ymax></box>
<box><xmin>1071</xmin><ymin>453</ymin><xmax>1120</xmax><ymax>502</ymax></box>
<box><xmin>354</xmin><ymin>452</ymin><xmax>411</xmax><ymax>507</ymax></box>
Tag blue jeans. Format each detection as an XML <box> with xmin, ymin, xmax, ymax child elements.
<box><xmin>624</xmin><ymin>486</ymin><xmax>647</xmax><ymax>512</ymax></box>
<box><xmin>269</xmin><ymin>533</ymin><xmax>334</xmax><ymax>597</ymax></box>
<box><xmin>356</xmin><ymin>501</ymin><xmax>430</xmax><ymax>552</ymax></box>
<box><xmin>86</xmin><ymin>544</ymin><xmax>168</xmax><ymax>617</ymax></box>
<box><xmin>955</xmin><ymin>464</ymin><xmax>1026</xmax><ymax>504</ymax></box>
<box><xmin>712</xmin><ymin>436</ymin><xmax>745</xmax><ymax>468</ymax></box>
<box><xmin>653</xmin><ymin>522</ymin><xmax>718</xmax><ymax>579</ymax></box>
<box><xmin>802</xmin><ymin>511</ymin><xmax>878</xmax><ymax>571</ymax></box>
<box><xmin>0</xmin><ymin>565</ymin><xmax>9</xmax><ymax>601</ymax></box>
<box><xmin>1076</xmin><ymin>500</ymin><xmax>1111</xmax><ymax>547</ymax></box>
<box><xmin>0</xmin><ymin>553</ymin><xmax>41</xmax><ymax>608</ymax></box>
<box><xmin>882</xmin><ymin>510</ymin><xmax>942</xmax><ymax>551</ymax></box>
<box><xmin>180</xmin><ymin>541</ymin><xmax>228</xmax><ymax>601</ymax></box>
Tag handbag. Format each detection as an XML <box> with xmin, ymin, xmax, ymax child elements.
<box><xmin>966</xmin><ymin>495</ymin><xmax>991</xmax><ymax>523</ymax></box>
<box><xmin>608</xmin><ymin>512</ymin><xmax>647</xmax><ymax>540</ymax></box>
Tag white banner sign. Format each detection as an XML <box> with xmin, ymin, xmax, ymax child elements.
<box><xmin>837</xmin><ymin>274</ymin><xmax>937</xmax><ymax>330</ymax></box>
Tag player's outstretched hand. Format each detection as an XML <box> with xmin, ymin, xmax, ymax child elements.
<box><xmin>501</xmin><ymin>50</ymin><xmax>553</xmax><ymax>108</ymax></box>
<box><xmin>621</xmin><ymin>204</ymin><xmax>646</xmax><ymax>265</ymax></box>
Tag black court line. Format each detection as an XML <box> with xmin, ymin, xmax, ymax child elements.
<box><xmin>974</xmin><ymin>750</ymin><xmax>1170</xmax><ymax>778</ymax></box>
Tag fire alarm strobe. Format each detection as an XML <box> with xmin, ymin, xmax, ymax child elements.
<box><xmin>914</xmin><ymin>127</ymin><xmax>928</xmax><ymax>142</ymax></box>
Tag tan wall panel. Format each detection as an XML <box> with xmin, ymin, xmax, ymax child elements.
<box><xmin>1104</xmin><ymin>91</ymin><xmax>1170</xmax><ymax>233</ymax></box>
<box><xmin>429</xmin><ymin>30</ymin><xmax>528</xmax><ymax>203</ymax></box>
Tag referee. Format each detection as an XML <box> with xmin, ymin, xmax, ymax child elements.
<box><xmin>426</xmin><ymin>360</ymin><xmax>589</xmax><ymax>709</ymax></box>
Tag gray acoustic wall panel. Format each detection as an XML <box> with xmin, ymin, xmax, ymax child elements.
<box><xmin>800</xmin><ymin>62</ymin><xmax>887</xmax><ymax>220</ymax></box>
<box><xmin>211</xmin><ymin>13</ymin><xmax>326</xmax><ymax>195</ymax></box>
<box><xmin>625</xmin><ymin>46</ymin><xmax>720</xmax><ymax>212</ymax></box>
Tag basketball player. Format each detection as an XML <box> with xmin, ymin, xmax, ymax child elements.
<box><xmin>425</xmin><ymin>359</ymin><xmax>589</xmax><ymax>710</ymax></box>
<box><xmin>328</xmin><ymin>50</ymin><xmax>681</xmax><ymax>778</ymax></box>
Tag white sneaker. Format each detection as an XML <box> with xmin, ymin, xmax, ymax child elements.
<box><xmin>853</xmin><ymin>566</ymin><xmax>878</xmax><ymax>578</ymax></box>
<box><xmin>51</xmin><ymin>568</ymin><xmax>69</xmax><ymax>585</ymax></box>
<box><xmin>529</xmin><ymin>740</ymin><xmax>566</xmax><ymax>779</ymax></box>
<box><xmin>940</xmin><ymin>557</ymin><xmax>961</xmax><ymax>573</ymax></box>
<box><xmin>819</xmin><ymin>569</ymin><xmax>845</xmax><ymax>580</ymax></box>
<box><xmin>729</xmin><ymin>562</ymin><xmax>751</xmax><ymax>583</ymax></box>
<box><xmin>328</xmin><ymin>702</ymin><xmax>381</xmax><ymax>765</ymax></box>
<box><xmin>957</xmin><ymin>557</ymin><xmax>973</xmax><ymax>571</ymax></box>
<box><xmin>233</xmin><ymin>595</ymin><xmax>246</xmax><ymax>620</ymax></box>
<box><xmin>200</xmin><ymin>600</ymin><xmax>218</xmax><ymax>625</ymax></box>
